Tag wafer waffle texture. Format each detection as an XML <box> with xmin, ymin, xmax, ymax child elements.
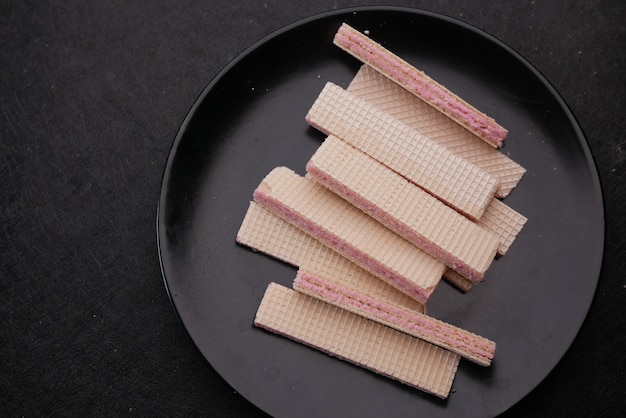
<box><xmin>236</xmin><ymin>201</ymin><xmax>425</xmax><ymax>313</ymax></box>
<box><xmin>294</xmin><ymin>269</ymin><xmax>495</xmax><ymax>366</ymax></box>
<box><xmin>333</xmin><ymin>23</ymin><xmax>508</xmax><ymax>148</ymax></box>
<box><xmin>305</xmin><ymin>82</ymin><xmax>499</xmax><ymax>220</ymax></box>
<box><xmin>253</xmin><ymin>166</ymin><xmax>445</xmax><ymax>304</ymax></box>
<box><xmin>307</xmin><ymin>80</ymin><xmax>527</xmax><ymax>255</ymax></box>
<box><xmin>339</xmin><ymin>66</ymin><xmax>528</xmax><ymax>255</ymax></box>
<box><xmin>347</xmin><ymin>65</ymin><xmax>526</xmax><ymax>198</ymax></box>
<box><xmin>307</xmin><ymin>135</ymin><xmax>499</xmax><ymax>283</ymax></box>
<box><xmin>478</xmin><ymin>198</ymin><xmax>528</xmax><ymax>256</ymax></box>
<box><xmin>341</xmin><ymin>65</ymin><xmax>528</xmax><ymax>256</ymax></box>
<box><xmin>238</xmin><ymin>198</ymin><xmax>474</xmax><ymax>294</ymax></box>
<box><xmin>307</xmin><ymin>169</ymin><xmax>482</xmax><ymax>289</ymax></box>
<box><xmin>254</xmin><ymin>282</ymin><xmax>461</xmax><ymax>398</ymax></box>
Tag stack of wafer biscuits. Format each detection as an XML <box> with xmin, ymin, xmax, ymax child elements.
<box><xmin>346</xmin><ymin>65</ymin><xmax>526</xmax><ymax>198</ymax></box>
<box><xmin>236</xmin><ymin>23</ymin><xmax>528</xmax><ymax>399</ymax></box>
<box><xmin>334</xmin><ymin>23</ymin><xmax>508</xmax><ymax>148</ymax></box>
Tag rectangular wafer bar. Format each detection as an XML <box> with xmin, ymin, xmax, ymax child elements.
<box><xmin>348</xmin><ymin>65</ymin><xmax>525</xmax><ymax>198</ymax></box>
<box><xmin>443</xmin><ymin>269</ymin><xmax>474</xmax><ymax>292</ymax></box>
<box><xmin>253</xmin><ymin>167</ymin><xmax>445</xmax><ymax>304</ymax></box>
<box><xmin>294</xmin><ymin>269</ymin><xmax>496</xmax><ymax>366</ymax></box>
<box><xmin>237</xmin><ymin>201</ymin><xmax>468</xmax><ymax>300</ymax></box>
<box><xmin>236</xmin><ymin>201</ymin><xmax>425</xmax><ymax>313</ymax></box>
<box><xmin>306</xmin><ymin>136</ymin><xmax>499</xmax><ymax>283</ymax></box>
<box><xmin>479</xmin><ymin>198</ymin><xmax>528</xmax><ymax>256</ymax></box>
<box><xmin>441</xmin><ymin>198</ymin><xmax>529</xmax><ymax>288</ymax></box>
<box><xmin>254</xmin><ymin>282</ymin><xmax>461</xmax><ymax>398</ymax></box>
<box><xmin>334</xmin><ymin>23</ymin><xmax>508</xmax><ymax>148</ymax></box>
<box><xmin>342</xmin><ymin>67</ymin><xmax>528</xmax><ymax>254</ymax></box>
<box><xmin>440</xmin><ymin>199</ymin><xmax>529</xmax><ymax>288</ymax></box>
<box><xmin>305</xmin><ymin>82</ymin><xmax>499</xmax><ymax>220</ymax></box>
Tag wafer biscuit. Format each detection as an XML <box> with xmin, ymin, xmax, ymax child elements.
<box><xmin>479</xmin><ymin>198</ymin><xmax>528</xmax><ymax>256</ymax></box>
<box><xmin>236</xmin><ymin>201</ymin><xmax>425</xmax><ymax>312</ymax></box>
<box><xmin>333</xmin><ymin>23</ymin><xmax>507</xmax><ymax>148</ymax></box>
<box><xmin>348</xmin><ymin>65</ymin><xmax>525</xmax><ymax>198</ymax></box>
<box><xmin>307</xmin><ymin>136</ymin><xmax>499</xmax><ymax>283</ymax></box>
<box><xmin>443</xmin><ymin>269</ymin><xmax>474</xmax><ymax>292</ymax></box>
<box><xmin>254</xmin><ymin>282</ymin><xmax>460</xmax><ymax>398</ymax></box>
<box><xmin>237</xmin><ymin>201</ymin><xmax>472</xmax><ymax>295</ymax></box>
<box><xmin>253</xmin><ymin>167</ymin><xmax>445</xmax><ymax>304</ymax></box>
<box><xmin>294</xmin><ymin>270</ymin><xmax>495</xmax><ymax>366</ymax></box>
<box><xmin>305</xmin><ymin>82</ymin><xmax>498</xmax><ymax>220</ymax></box>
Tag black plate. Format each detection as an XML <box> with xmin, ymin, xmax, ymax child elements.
<box><xmin>157</xmin><ymin>7</ymin><xmax>604</xmax><ymax>417</ymax></box>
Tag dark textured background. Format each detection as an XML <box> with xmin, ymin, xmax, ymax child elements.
<box><xmin>1</xmin><ymin>1</ymin><xmax>624</xmax><ymax>417</ymax></box>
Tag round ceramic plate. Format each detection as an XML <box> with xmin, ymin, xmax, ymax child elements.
<box><xmin>157</xmin><ymin>7</ymin><xmax>604</xmax><ymax>417</ymax></box>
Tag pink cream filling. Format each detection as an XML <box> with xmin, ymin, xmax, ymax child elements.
<box><xmin>253</xmin><ymin>184</ymin><xmax>435</xmax><ymax>304</ymax></box>
<box><xmin>294</xmin><ymin>271</ymin><xmax>495</xmax><ymax>364</ymax></box>
<box><xmin>306</xmin><ymin>162</ymin><xmax>489</xmax><ymax>283</ymax></box>
<box><xmin>334</xmin><ymin>26</ymin><xmax>507</xmax><ymax>147</ymax></box>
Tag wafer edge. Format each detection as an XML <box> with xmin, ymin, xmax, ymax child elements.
<box><xmin>333</xmin><ymin>23</ymin><xmax>507</xmax><ymax>148</ymax></box>
<box><xmin>254</xmin><ymin>282</ymin><xmax>460</xmax><ymax>398</ymax></box>
<box><xmin>294</xmin><ymin>269</ymin><xmax>495</xmax><ymax>366</ymax></box>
